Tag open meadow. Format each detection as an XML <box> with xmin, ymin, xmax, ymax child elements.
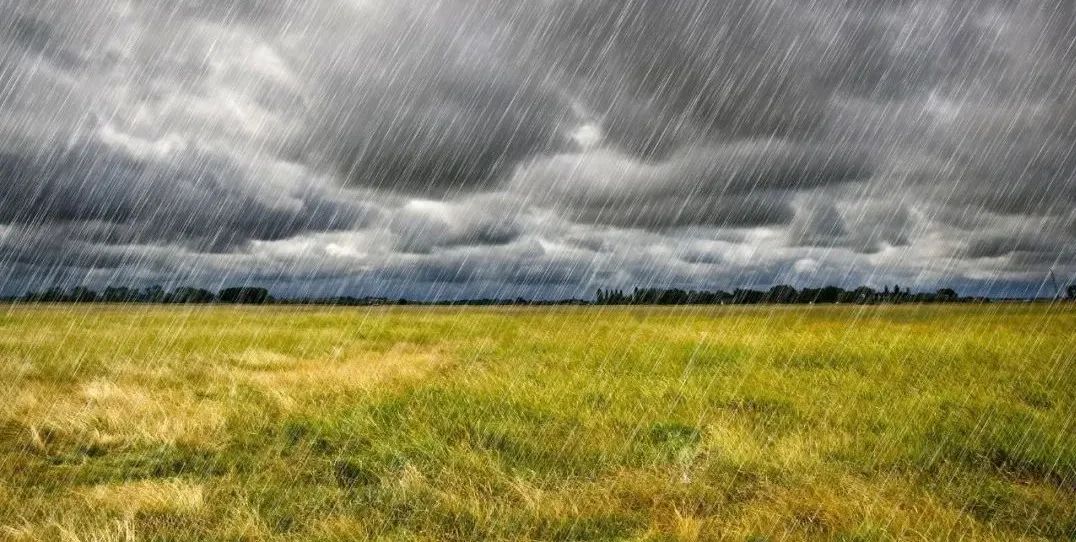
<box><xmin>0</xmin><ymin>304</ymin><xmax>1073</xmax><ymax>541</ymax></box>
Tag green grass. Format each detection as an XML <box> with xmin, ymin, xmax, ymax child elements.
<box><xmin>0</xmin><ymin>304</ymin><xmax>1073</xmax><ymax>541</ymax></box>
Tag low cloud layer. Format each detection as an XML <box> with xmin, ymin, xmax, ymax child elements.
<box><xmin>1</xmin><ymin>0</ymin><xmax>1074</xmax><ymax>298</ymax></box>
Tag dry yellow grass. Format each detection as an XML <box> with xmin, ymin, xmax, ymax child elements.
<box><xmin>83</xmin><ymin>478</ymin><xmax>205</xmax><ymax>517</ymax></box>
<box><xmin>0</xmin><ymin>304</ymin><xmax>1072</xmax><ymax>540</ymax></box>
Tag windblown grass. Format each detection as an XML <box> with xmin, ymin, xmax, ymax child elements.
<box><xmin>0</xmin><ymin>304</ymin><xmax>1072</xmax><ymax>540</ymax></box>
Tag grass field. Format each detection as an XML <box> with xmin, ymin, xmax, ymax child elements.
<box><xmin>0</xmin><ymin>304</ymin><xmax>1073</xmax><ymax>541</ymax></box>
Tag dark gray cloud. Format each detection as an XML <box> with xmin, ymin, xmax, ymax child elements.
<box><xmin>0</xmin><ymin>0</ymin><xmax>1074</xmax><ymax>296</ymax></box>
<box><xmin>791</xmin><ymin>203</ymin><xmax>848</xmax><ymax>247</ymax></box>
<box><xmin>0</xmin><ymin>140</ymin><xmax>372</xmax><ymax>252</ymax></box>
<box><xmin>511</xmin><ymin>142</ymin><xmax>871</xmax><ymax>229</ymax></box>
<box><xmin>387</xmin><ymin>195</ymin><xmax>524</xmax><ymax>254</ymax></box>
<box><xmin>788</xmin><ymin>199</ymin><xmax>913</xmax><ymax>254</ymax></box>
<box><xmin>289</xmin><ymin>1</ymin><xmax>579</xmax><ymax>196</ymax></box>
<box><xmin>965</xmin><ymin>236</ymin><xmax>1059</xmax><ymax>260</ymax></box>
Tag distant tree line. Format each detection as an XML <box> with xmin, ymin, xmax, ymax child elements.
<box><xmin>11</xmin><ymin>282</ymin><xmax>1076</xmax><ymax>305</ymax></box>
<box><xmin>282</xmin><ymin>296</ymin><xmax>590</xmax><ymax>306</ymax></box>
<box><xmin>13</xmin><ymin>286</ymin><xmax>594</xmax><ymax>306</ymax></box>
<box><xmin>595</xmin><ymin>285</ymin><xmax>968</xmax><ymax>305</ymax></box>
<box><xmin>21</xmin><ymin>285</ymin><xmax>271</xmax><ymax>304</ymax></box>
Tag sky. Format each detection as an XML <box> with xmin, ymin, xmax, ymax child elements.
<box><xmin>1</xmin><ymin>0</ymin><xmax>1074</xmax><ymax>299</ymax></box>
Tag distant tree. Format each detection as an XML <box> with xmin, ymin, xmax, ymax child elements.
<box><xmin>101</xmin><ymin>286</ymin><xmax>136</xmax><ymax>302</ymax></box>
<box><xmin>852</xmin><ymin>286</ymin><xmax>875</xmax><ymax>304</ymax></box>
<box><xmin>69</xmin><ymin>286</ymin><xmax>97</xmax><ymax>303</ymax></box>
<box><xmin>1068</xmin><ymin>284</ymin><xmax>1076</xmax><ymax>300</ymax></box>
<box><xmin>219</xmin><ymin>287</ymin><xmax>269</xmax><ymax>304</ymax></box>
<box><xmin>767</xmin><ymin>285</ymin><xmax>798</xmax><ymax>304</ymax></box>
<box><xmin>816</xmin><ymin>286</ymin><xmax>844</xmax><ymax>303</ymax></box>
<box><xmin>936</xmin><ymin>288</ymin><xmax>958</xmax><ymax>302</ymax></box>
<box><xmin>595</xmin><ymin>289</ymin><xmax>604</xmax><ymax>304</ymax></box>
<box><xmin>25</xmin><ymin>287</ymin><xmax>65</xmax><ymax>302</ymax></box>
<box><xmin>141</xmin><ymin>285</ymin><xmax>165</xmax><ymax>303</ymax></box>
<box><xmin>170</xmin><ymin>287</ymin><xmax>215</xmax><ymax>303</ymax></box>
<box><xmin>796</xmin><ymin>288</ymin><xmax>817</xmax><ymax>303</ymax></box>
<box><xmin>732</xmin><ymin>289</ymin><xmax>765</xmax><ymax>304</ymax></box>
<box><xmin>709</xmin><ymin>290</ymin><xmax>732</xmax><ymax>304</ymax></box>
<box><xmin>610</xmin><ymin>289</ymin><xmax>625</xmax><ymax>304</ymax></box>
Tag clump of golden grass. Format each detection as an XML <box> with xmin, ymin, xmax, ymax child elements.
<box><xmin>83</xmin><ymin>478</ymin><xmax>205</xmax><ymax>516</ymax></box>
<box><xmin>0</xmin><ymin>304</ymin><xmax>1072</xmax><ymax>540</ymax></box>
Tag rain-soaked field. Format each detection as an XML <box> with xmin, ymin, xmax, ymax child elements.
<box><xmin>0</xmin><ymin>304</ymin><xmax>1073</xmax><ymax>541</ymax></box>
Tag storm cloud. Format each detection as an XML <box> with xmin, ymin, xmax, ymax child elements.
<box><xmin>0</xmin><ymin>0</ymin><xmax>1074</xmax><ymax>297</ymax></box>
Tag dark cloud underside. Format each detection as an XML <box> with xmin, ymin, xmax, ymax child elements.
<box><xmin>0</xmin><ymin>0</ymin><xmax>1073</xmax><ymax>296</ymax></box>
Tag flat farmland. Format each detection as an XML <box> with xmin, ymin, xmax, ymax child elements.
<box><xmin>0</xmin><ymin>305</ymin><xmax>1073</xmax><ymax>541</ymax></box>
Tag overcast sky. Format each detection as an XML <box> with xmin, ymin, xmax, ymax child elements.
<box><xmin>1</xmin><ymin>0</ymin><xmax>1074</xmax><ymax>299</ymax></box>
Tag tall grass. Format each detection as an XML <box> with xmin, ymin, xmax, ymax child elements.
<box><xmin>0</xmin><ymin>304</ymin><xmax>1072</xmax><ymax>540</ymax></box>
